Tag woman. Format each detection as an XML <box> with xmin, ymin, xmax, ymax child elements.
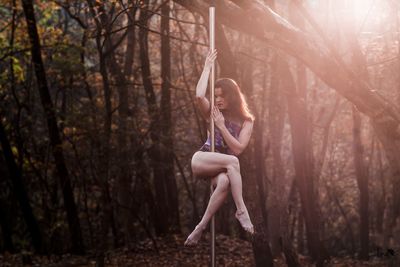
<box><xmin>184</xmin><ymin>50</ymin><xmax>255</xmax><ymax>246</ymax></box>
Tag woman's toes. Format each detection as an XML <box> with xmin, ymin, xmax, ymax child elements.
<box><xmin>184</xmin><ymin>225</ymin><xmax>204</xmax><ymax>246</ymax></box>
<box><xmin>235</xmin><ymin>210</ymin><xmax>254</xmax><ymax>234</ymax></box>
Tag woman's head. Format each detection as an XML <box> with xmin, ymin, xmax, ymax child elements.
<box><xmin>215</xmin><ymin>78</ymin><xmax>254</xmax><ymax>121</ymax></box>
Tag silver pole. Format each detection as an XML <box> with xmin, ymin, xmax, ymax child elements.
<box><xmin>209</xmin><ymin>3</ymin><xmax>216</xmax><ymax>267</ymax></box>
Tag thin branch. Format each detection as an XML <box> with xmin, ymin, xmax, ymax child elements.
<box><xmin>53</xmin><ymin>0</ymin><xmax>88</xmax><ymax>29</ymax></box>
<box><xmin>90</xmin><ymin>21</ymin><xmax>208</xmax><ymax>47</ymax></box>
<box><xmin>367</xmin><ymin>56</ymin><xmax>399</xmax><ymax>67</ymax></box>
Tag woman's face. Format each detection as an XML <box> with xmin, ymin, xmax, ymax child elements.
<box><xmin>215</xmin><ymin>87</ymin><xmax>228</xmax><ymax>110</ymax></box>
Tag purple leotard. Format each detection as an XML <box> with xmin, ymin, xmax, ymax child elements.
<box><xmin>199</xmin><ymin>120</ymin><xmax>242</xmax><ymax>155</ymax></box>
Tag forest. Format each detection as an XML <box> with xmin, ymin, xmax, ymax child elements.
<box><xmin>1</xmin><ymin>0</ymin><xmax>400</xmax><ymax>266</ymax></box>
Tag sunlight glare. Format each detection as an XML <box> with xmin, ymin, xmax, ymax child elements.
<box><xmin>349</xmin><ymin>0</ymin><xmax>389</xmax><ymax>31</ymax></box>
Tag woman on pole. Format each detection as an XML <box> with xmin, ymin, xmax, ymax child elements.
<box><xmin>185</xmin><ymin>49</ymin><xmax>255</xmax><ymax>246</ymax></box>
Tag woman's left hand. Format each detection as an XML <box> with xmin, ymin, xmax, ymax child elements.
<box><xmin>211</xmin><ymin>106</ymin><xmax>225</xmax><ymax>129</ymax></box>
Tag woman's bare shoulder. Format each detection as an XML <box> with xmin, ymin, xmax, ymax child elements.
<box><xmin>241</xmin><ymin>118</ymin><xmax>254</xmax><ymax>128</ymax></box>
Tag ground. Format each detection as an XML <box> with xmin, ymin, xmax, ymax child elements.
<box><xmin>0</xmin><ymin>235</ymin><xmax>396</xmax><ymax>266</ymax></box>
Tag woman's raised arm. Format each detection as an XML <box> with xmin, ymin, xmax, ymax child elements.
<box><xmin>196</xmin><ymin>50</ymin><xmax>217</xmax><ymax>119</ymax></box>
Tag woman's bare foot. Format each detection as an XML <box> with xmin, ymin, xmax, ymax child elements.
<box><xmin>235</xmin><ymin>210</ymin><xmax>254</xmax><ymax>234</ymax></box>
<box><xmin>184</xmin><ymin>225</ymin><xmax>206</xmax><ymax>246</ymax></box>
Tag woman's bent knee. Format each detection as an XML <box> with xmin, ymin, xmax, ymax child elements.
<box><xmin>191</xmin><ymin>151</ymin><xmax>202</xmax><ymax>174</ymax></box>
<box><xmin>226</xmin><ymin>155</ymin><xmax>240</xmax><ymax>172</ymax></box>
<box><xmin>191</xmin><ymin>151</ymin><xmax>237</xmax><ymax>178</ymax></box>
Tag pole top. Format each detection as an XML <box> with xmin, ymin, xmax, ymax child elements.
<box><xmin>210</xmin><ymin>0</ymin><xmax>216</xmax><ymax>7</ymax></box>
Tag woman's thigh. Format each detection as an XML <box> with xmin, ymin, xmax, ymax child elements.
<box><xmin>191</xmin><ymin>151</ymin><xmax>237</xmax><ymax>178</ymax></box>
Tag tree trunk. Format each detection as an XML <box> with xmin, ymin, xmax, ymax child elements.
<box><xmin>115</xmin><ymin>17</ymin><xmax>135</xmax><ymax>245</ymax></box>
<box><xmin>268</xmin><ymin>53</ymin><xmax>286</xmax><ymax>258</ymax></box>
<box><xmin>160</xmin><ymin>0</ymin><xmax>181</xmax><ymax>233</ymax></box>
<box><xmin>21</xmin><ymin>0</ymin><xmax>84</xmax><ymax>253</ymax></box>
<box><xmin>287</xmin><ymin>3</ymin><xmax>324</xmax><ymax>261</ymax></box>
<box><xmin>115</xmin><ymin>3</ymin><xmax>138</xmax><ymax>244</ymax></box>
<box><xmin>265</xmin><ymin>1</ymin><xmax>296</xmax><ymax>261</ymax></box>
<box><xmin>86</xmin><ymin>2</ymin><xmax>120</xmax><ymax>264</ymax></box>
<box><xmin>240</xmin><ymin>47</ymin><xmax>274</xmax><ymax>267</ymax></box>
<box><xmin>343</xmin><ymin>7</ymin><xmax>370</xmax><ymax>256</ymax></box>
<box><xmin>215</xmin><ymin>23</ymin><xmax>238</xmax><ymax>79</ymax></box>
<box><xmin>139</xmin><ymin>0</ymin><xmax>170</xmax><ymax>235</ymax></box>
<box><xmin>98</xmin><ymin>2</ymin><xmax>138</xmax><ymax>245</ymax></box>
<box><xmin>241</xmin><ymin>144</ymin><xmax>274</xmax><ymax>267</ymax></box>
<box><xmin>297</xmin><ymin>209</ymin><xmax>305</xmax><ymax>253</ymax></box>
<box><xmin>280</xmin><ymin>59</ymin><xmax>327</xmax><ymax>265</ymax></box>
<box><xmin>352</xmin><ymin>108</ymin><xmax>369</xmax><ymax>259</ymax></box>
<box><xmin>0</xmin><ymin>198</ymin><xmax>14</xmax><ymax>252</ymax></box>
<box><xmin>252</xmin><ymin>83</ymin><xmax>270</xmax><ymax>254</ymax></box>
<box><xmin>0</xmin><ymin>121</ymin><xmax>39</xmax><ymax>252</ymax></box>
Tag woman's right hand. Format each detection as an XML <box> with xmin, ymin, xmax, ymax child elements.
<box><xmin>204</xmin><ymin>49</ymin><xmax>217</xmax><ymax>70</ymax></box>
<box><xmin>195</xmin><ymin>50</ymin><xmax>217</xmax><ymax>118</ymax></box>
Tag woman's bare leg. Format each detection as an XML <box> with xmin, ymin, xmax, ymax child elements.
<box><xmin>184</xmin><ymin>173</ymin><xmax>230</xmax><ymax>246</ymax></box>
<box><xmin>191</xmin><ymin>151</ymin><xmax>254</xmax><ymax>233</ymax></box>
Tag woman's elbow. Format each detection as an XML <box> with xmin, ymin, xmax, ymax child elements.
<box><xmin>196</xmin><ymin>95</ymin><xmax>206</xmax><ymax>102</ymax></box>
<box><xmin>232</xmin><ymin>147</ymin><xmax>245</xmax><ymax>156</ymax></box>
<box><xmin>195</xmin><ymin>86</ymin><xmax>206</xmax><ymax>99</ymax></box>
<box><xmin>232</xmin><ymin>151</ymin><xmax>241</xmax><ymax>157</ymax></box>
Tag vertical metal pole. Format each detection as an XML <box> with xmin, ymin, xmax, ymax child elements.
<box><xmin>209</xmin><ymin>3</ymin><xmax>216</xmax><ymax>267</ymax></box>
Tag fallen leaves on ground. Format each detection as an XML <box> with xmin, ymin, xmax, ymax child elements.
<box><xmin>0</xmin><ymin>234</ymin><xmax>397</xmax><ymax>266</ymax></box>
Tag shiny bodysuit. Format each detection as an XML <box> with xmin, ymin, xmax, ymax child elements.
<box><xmin>199</xmin><ymin>119</ymin><xmax>242</xmax><ymax>155</ymax></box>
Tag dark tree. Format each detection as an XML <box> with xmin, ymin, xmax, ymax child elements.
<box><xmin>21</xmin><ymin>0</ymin><xmax>84</xmax><ymax>254</ymax></box>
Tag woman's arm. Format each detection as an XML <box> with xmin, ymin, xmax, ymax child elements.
<box><xmin>220</xmin><ymin>120</ymin><xmax>253</xmax><ymax>156</ymax></box>
<box><xmin>196</xmin><ymin>50</ymin><xmax>217</xmax><ymax>119</ymax></box>
<box><xmin>211</xmin><ymin>106</ymin><xmax>254</xmax><ymax>156</ymax></box>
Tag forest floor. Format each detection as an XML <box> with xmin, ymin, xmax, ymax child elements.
<box><xmin>0</xmin><ymin>234</ymin><xmax>397</xmax><ymax>267</ymax></box>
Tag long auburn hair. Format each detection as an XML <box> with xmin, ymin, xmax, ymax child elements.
<box><xmin>215</xmin><ymin>78</ymin><xmax>254</xmax><ymax>122</ymax></box>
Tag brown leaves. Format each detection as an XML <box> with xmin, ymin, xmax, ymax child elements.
<box><xmin>0</xmin><ymin>234</ymin><xmax>395</xmax><ymax>266</ymax></box>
